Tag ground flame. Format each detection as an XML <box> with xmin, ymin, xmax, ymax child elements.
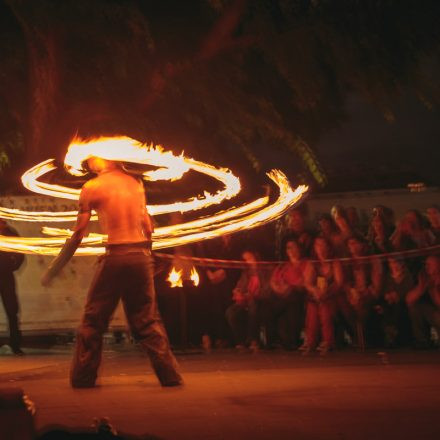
<box><xmin>167</xmin><ymin>267</ymin><xmax>183</xmax><ymax>288</ymax></box>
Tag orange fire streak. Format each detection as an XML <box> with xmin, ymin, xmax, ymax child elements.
<box><xmin>0</xmin><ymin>136</ymin><xmax>308</xmax><ymax>255</ymax></box>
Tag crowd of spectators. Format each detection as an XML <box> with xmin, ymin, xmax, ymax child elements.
<box><xmin>157</xmin><ymin>204</ymin><xmax>440</xmax><ymax>354</ymax></box>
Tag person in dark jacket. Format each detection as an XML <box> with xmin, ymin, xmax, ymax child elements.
<box><xmin>0</xmin><ymin>219</ymin><xmax>25</xmax><ymax>355</ymax></box>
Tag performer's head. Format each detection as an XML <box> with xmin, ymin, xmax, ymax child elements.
<box><xmin>86</xmin><ymin>156</ymin><xmax>118</xmax><ymax>174</ymax></box>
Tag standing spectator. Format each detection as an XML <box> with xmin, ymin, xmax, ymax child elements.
<box><xmin>377</xmin><ymin>258</ymin><xmax>413</xmax><ymax>347</ymax></box>
<box><xmin>344</xmin><ymin>235</ymin><xmax>383</xmax><ymax>347</ymax></box>
<box><xmin>391</xmin><ymin>209</ymin><xmax>435</xmax><ymax>251</ymax></box>
<box><xmin>391</xmin><ymin>209</ymin><xmax>436</xmax><ymax>280</ymax></box>
<box><xmin>303</xmin><ymin>237</ymin><xmax>344</xmax><ymax>355</ymax></box>
<box><xmin>406</xmin><ymin>255</ymin><xmax>440</xmax><ymax>349</ymax></box>
<box><xmin>367</xmin><ymin>206</ymin><xmax>395</xmax><ymax>254</ymax></box>
<box><xmin>225</xmin><ymin>250</ymin><xmax>270</xmax><ymax>351</ymax></box>
<box><xmin>265</xmin><ymin>239</ymin><xmax>306</xmax><ymax>350</ymax></box>
<box><xmin>0</xmin><ymin>219</ymin><xmax>25</xmax><ymax>355</ymax></box>
<box><xmin>426</xmin><ymin>205</ymin><xmax>440</xmax><ymax>243</ymax></box>
<box><xmin>277</xmin><ymin>206</ymin><xmax>314</xmax><ymax>259</ymax></box>
<box><xmin>317</xmin><ymin>213</ymin><xmax>339</xmax><ymax>244</ymax></box>
<box><xmin>346</xmin><ymin>206</ymin><xmax>365</xmax><ymax>236</ymax></box>
<box><xmin>202</xmin><ymin>234</ymin><xmax>241</xmax><ymax>350</ymax></box>
<box><xmin>330</xmin><ymin>206</ymin><xmax>354</xmax><ymax>257</ymax></box>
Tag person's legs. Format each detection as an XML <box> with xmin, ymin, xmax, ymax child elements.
<box><xmin>290</xmin><ymin>291</ymin><xmax>306</xmax><ymax>348</ymax></box>
<box><xmin>225</xmin><ymin>303</ymin><xmax>247</xmax><ymax>346</ymax></box>
<box><xmin>408</xmin><ymin>303</ymin><xmax>431</xmax><ymax>347</ymax></box>
<box><xmin>121</xmin><ymin>253</ymin><xmax>182</xmax><ymax>386</ymax></box>
<box><xmin>260</xmin><ymin>296</ymin><xmax>278</xmax><ymax>348</ymax></box>
<box><xmin>423</xmin><ymin>305</ymin><xmax>440</xmax><ymax>346</ymax></box>
<box><xmin>70</xmin><ymin>257</ymin><xmax>120</xmax><ymax>387</ymax></box>
<box><xmin>319</xmin><ymin>302</ymin><xmax>335</xmax><ymax>350</ymax></box>
<box><xmin>246</xmin><ymin>299</ymin><xmax>261</xmax><ymax>346</ymax></box>
<box><xmin>304</xmin><ymin>301</ymin><xmax>319</xmax><ymax>349</ymax></box>
<box><xmin>0</xmin><ymin>272</ymin><xmax>22</xmax><ymax>353</ymax></box>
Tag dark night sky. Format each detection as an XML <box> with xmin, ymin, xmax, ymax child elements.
<box><xmin>315</xmin><ymin>93</ymin><xmax>440</xmax><ymax>190</ymax></box>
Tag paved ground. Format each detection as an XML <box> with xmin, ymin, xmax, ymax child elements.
<box><xmin>1</xmin><ymin>345</ymin><xmax>440</xmax><ymax>439</ymax></box>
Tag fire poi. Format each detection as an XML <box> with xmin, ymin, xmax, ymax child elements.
<box><xmin>0</xmin><ymin>136</ymin><xmax>308</xmax><ymax>255</ymax></box>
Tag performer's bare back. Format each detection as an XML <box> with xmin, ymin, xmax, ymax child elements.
<box><xmin>80</xmin><ymin>168</ymin><xmax>152</xmax><ymax>244</ymax></box>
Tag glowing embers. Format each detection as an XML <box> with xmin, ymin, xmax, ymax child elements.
<box><xmin>0</xmin><ymin>136</ymin><xmax>309</xmax><ymax>255</ymax></box>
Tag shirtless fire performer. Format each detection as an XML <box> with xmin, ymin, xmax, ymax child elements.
<box><xmin>41</xmin><ymin>156</ymin><xmax>183</xmax><ymax>388</ymax></box>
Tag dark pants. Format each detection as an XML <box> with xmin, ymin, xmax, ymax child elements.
<box><xmin>262</xmin><ymin>291</ymin><xmax>305</xmax><ymax>349</ymax></box>
<box><xmin>71</xmin><ymin>249</ymin><xmax>181</xmax><ymax>387</ymax></box>
<box><xmin>201</xmin><ymin>280</ymin><xmax>234</xmax><ymax>344</ymax></box>
<box><xmin>0</xmin><ymin>271</ymin><xmax>21</xmax><ymax>350</ymax></box>
<box><xmin>225</xmin><ymin>300</ymin><xmax>260</xmax><ymax>346</ymax></box>
<box><xmin>381</xmin><ymin>302</ymin><xmax>411</xmax><ymax>347</ymax></box>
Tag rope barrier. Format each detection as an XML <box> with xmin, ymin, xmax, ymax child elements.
<box><xmin>154</xmin><ymin>244</ymin><xmax>440</xmax><ymax>269</ymax></box>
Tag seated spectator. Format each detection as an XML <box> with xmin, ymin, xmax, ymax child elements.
<box><xmin>406</xmin><ymin>255</ymin><xmax>440</xmax><ymax>349</ymax></box>
<box><xmin>377</xmin><ymin>258</ymin><xmax>413</xmax><ymax>348</ymax></box>
<box><xmin>225</xmin><ymin>250</ymin><xmax>270</xmax><ymax>351</ymax></box>
<box><xmin>264</xmin><ymin>239</ymin><xmax>306</xmax><ymax>350</ymax></box>
<box><xmin>426</xmin><ymin>205</ymin><xmax>440</xmax><ymax>243</ymax></box>
<box><xmin>344</xmin><ymin>235</ymin><xmax>383</xmax><ymax>347</ymax></box>
<box><xmin>303</xmin><ymin>237</ymin><xmax>344</xmax><ymax>355</ymax></box>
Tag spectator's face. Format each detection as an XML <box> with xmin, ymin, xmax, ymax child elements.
<box><xmin>426</xmin><ymin>207</ymin><xmax>440</xmax><ymax>226</ymax></box>
<box><xmin>388</xmin><ymin>259</ymin><xmax>404</xmax><ymax>277</ymax></box>
<box><xmin>404</xmin><ymin>211</ymin><xmax>420</xmax><ymax>232</ymax></box>
<box><xmin>319</xmin><ymin>218</ymin><xmax>332</xmax><ymax>235</ymax></box>
<box><xmin>286</xmin><ymin>241</ymin><xmax>301</xmax><ymax>262</ymax></box>
<box><xmin>242</xmin><ymin>251</ymin><xmax>257</xmax><ymax>264</ymax></box>
<box><xmin>425</xmin><ymin>256</ymin><xmax>440</xmax><ymax>277</ymax></box>
<box><xmin>347</xmin><ymin>238</ymin><xmax>364</xmax><ymax>257</ymax></box>
<box><xmin>288</xmin><ymin>210</ymin><xmax>304</xmax><ymax>232</ymax></box>
<box><xmin>314</xmin><ymin>238</ymin><xmax>329</xmax><ymax>260</ymax></box>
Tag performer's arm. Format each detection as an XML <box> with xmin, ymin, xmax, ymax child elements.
<box><xmin>141</xmin><ymin>183</ymin><xmax>154</xmax><ymax>242</ymax></box>
<box><xmin>41</xmin><ymin>189</ymin><xmax>91</xmax><ymax>285</ymax></box>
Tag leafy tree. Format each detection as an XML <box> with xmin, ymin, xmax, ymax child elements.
<box><xmin>0</xmin><ymin>0</ymin><xmax>439</xmax><ymax>192</ymax></box>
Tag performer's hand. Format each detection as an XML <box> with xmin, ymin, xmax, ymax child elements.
<box><xmin>41</xmin><ymin>270</ymin><xmax>53</xmax><ymax>287</ymax></box>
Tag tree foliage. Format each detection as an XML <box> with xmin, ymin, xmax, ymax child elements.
<box><xmin>0</xmin><ymin>0</ymin><xmax>439</xmax><ymax>191</ymax></box>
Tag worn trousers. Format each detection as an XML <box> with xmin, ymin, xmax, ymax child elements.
<box><xmin>71</xmin><ymin>250</ymin><xmax>181</xmax><ymax>386</ymax></box>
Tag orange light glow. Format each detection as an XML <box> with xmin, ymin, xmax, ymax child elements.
<box><xmin>167</xmin><ymin>267</ymin><xmax>183</xmax><ymax>288</ymax></box>
<box><xmin>190</xmin><ymin>266</ymin><xmax>200</xmax><ymax>287</ymax></box>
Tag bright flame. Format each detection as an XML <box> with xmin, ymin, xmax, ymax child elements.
<box><xmin>167</xmin><ymin>267</ymin><xmax>183</xmax><ymax>288</ymax></box>
<box><xmin>0</xmin><ymin>136</ymin><xmax>309</xmax><ymax>255</ymax></box>
<box><xmin>190</xmin><ymin>266</ymin><xmax>200</xmax><ymax>286</ymax></box>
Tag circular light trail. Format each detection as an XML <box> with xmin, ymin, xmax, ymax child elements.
<box><xmin>0</xmin><ymin>136</ymin><xmax>308</xmax><ymax>255</ymax></box>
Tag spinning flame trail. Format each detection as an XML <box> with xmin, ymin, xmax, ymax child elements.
<box><xmin>0</xmin><ymin>136</ymin><xmax>308</xmax><ymax>255</ymax></box>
